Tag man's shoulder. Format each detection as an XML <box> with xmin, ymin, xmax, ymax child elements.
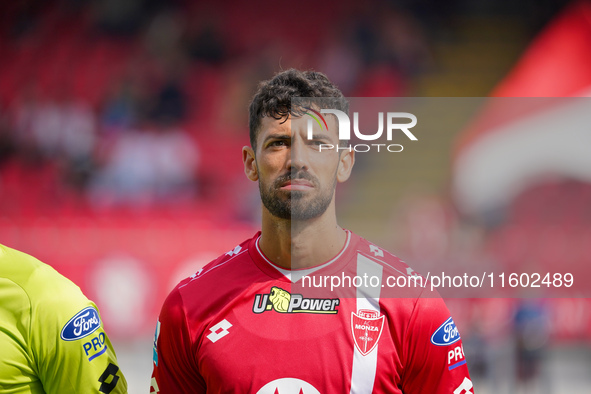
<box><xmin>171</xmin><ymin>233</ymin><xmax>260</xmax><ymax>298</ymax></box>
<box><xmin>1</xmin><ymin>244</ymin><xmax>45</xmax><ymax>281</ymax></box>
<box><xmin>345</xmin><ymin>232</ymin><xmax>430</xmax><ymax>302</ymax></box>
<box><xmin>349</xmin><ymin>232</ymin><xmax>418</xmax><ymax>278</ymax></box>
<box><xmin>0</xmin><ymin>244</ymin><xmax>83</xmax><ymax>302</ymax></box>
<box><xmin>159</xmin><ymin>233</ymin><xmax>262</xmax><ymax>327</ymax></box>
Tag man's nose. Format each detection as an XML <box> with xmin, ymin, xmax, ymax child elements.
<box><xmin>288</xmin><ymin>137</ymin><xmax>309</xmax><ymax>171</ymax></box>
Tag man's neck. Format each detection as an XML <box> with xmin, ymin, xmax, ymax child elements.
<box><xmin>258</xmin><ymin>207</ymin><xmax>347</xmax><ymax>270</ymax></box>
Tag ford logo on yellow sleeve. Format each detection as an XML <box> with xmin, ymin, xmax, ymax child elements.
<box><xmin>430</xmin><ymin>317</ymin><xmax>461</xmax><ymax>346</ymax></box>
<box><xmin>60</xmin><ymin>307</ymin><xmax>101</xmax><ymax>341</ymax></box>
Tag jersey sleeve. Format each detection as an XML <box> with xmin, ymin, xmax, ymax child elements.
<box><xmin>401</xmin><ymin>293</ymin><xmax>474</xmax><ymax>394</ymax></box>
<box><xmin>151</xmin><ymin>286</ymin><xmax>206</xmax><ymax>393</ymax></box>
<box><xmin>29</xmin><ymin>264</ymin><xmax>127</xmax><ymax>394</ymax></box>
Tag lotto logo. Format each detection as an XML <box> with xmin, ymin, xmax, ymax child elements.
<box><xmin>226</xmin><ymin>245</ymin><xmax>242</xmax><ymax>256</ymax></box>
<box><xmin>453</xmin><ymin>377</ymin><xmax>473</xmax><ymax>394</ymax></box>
<box><xmin>150</xmin><ymin>377</ymin><xmax>160</xmax><ymax>393</ymax></box>
<box><xmin>369</xmin><ymin>245</ymin><xmax>384</xmax><ymax>257</ymax></box>
<box><xmin>206</xmin><ymin>319</ymin><xmax>232</xmax><ymax>343</ymax></box>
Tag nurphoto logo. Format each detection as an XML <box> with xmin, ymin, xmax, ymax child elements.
<box><xmin>305</xmin><ymin>108</ymin><xmax>418</xmax><ymax>153</ymax></box>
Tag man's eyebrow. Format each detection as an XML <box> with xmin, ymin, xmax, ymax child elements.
<box><xmin>308</xmin><ymin>133</ymin><xmax>333</xmax><ymax>141</ymax></box>
<box><xmin>263</xmin><ymin>134</ymin><xmax>291</xmax><ymax>143</ymax></box>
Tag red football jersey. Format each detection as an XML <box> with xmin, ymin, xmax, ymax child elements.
<box><xmin>151</xmin><ymin>231</ymin><xmax>474</xmax><ymax>393</ymax></box>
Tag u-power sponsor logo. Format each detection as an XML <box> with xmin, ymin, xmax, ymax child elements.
<box><xmin>305</xmin><ymin>108</ymin><xmax>417</xmax><ymax>153</ymax></box>
<box><xmin>61</xmin><ymin>306</ymin><xmax>101</xmax><ymax>341</ymax></box>
<box><xmin>253</xmin><ymin>286</ymin><xmax>340</xmax><ymax>314</ymax></box>
<box><xmin>430</xmin><ymin>317</ymin><xmax>461</xmax><ymax>346</ymax></box>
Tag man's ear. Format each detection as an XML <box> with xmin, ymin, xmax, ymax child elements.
<box><xmin>243</xmin><ymin>146</ymin><xmax>258</xmax><ymax>181</ymax></box>
<box><xmin>337</xmin><ymin>149</ymin><xmax>355</xmax><ymax>183</ymax></box>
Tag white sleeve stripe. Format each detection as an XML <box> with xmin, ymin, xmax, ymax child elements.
<box><xmin>179</xmin><ymin>249</ymin><xmax>248</xmax><ymax>289</ymax></box>
<box><xmin>356</xmin><ymin>250</ymin><xmax>409</xmax><ymax>278</ymax></box>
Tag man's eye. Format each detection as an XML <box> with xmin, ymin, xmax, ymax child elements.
<box><xmin>310</xmin><ymin>140</ymin><xmax>330</xmax><ymax>151</ymax></box>
<box><xmin>309</xmin><ymin>140</ymin><xmax>325</xmax><ymax>146</ymax></box>
<box><xmin>270</xmin><ymin>140</ymin><xmax>287</xmax><ymax>147</ymax></box>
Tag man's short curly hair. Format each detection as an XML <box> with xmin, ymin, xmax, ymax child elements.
<box><xmin>248</xmin><ymin>69</ymin><xmax>348</xmax><ymax>149</ymax></box>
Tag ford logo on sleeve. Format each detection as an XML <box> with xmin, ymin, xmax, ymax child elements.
<box><xmin>60</xmin><ymin>307</ymin><xmax>101</xmax><ymax>341</ymax></box>
<box><xmin>430</xmin><ymin>317</ymin><xmax>461</xmax><ymax>346</ymax></box>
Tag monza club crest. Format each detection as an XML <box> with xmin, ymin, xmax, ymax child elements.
<box><xmin>351</xmin><ymin>309</ymin><xmax>385</xmax><ymax>356</ymax></box>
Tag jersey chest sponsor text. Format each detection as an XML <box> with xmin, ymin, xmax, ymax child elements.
<box><xmin>252</xmin><ymin>286</ymin><xmax>340</xmax><ymax>314</ymax></box>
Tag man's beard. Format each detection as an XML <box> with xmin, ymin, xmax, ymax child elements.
<box><xmin>259</xmin><ymin>171</ymin><xmax>336</xmax><ymax>220</ymax></box>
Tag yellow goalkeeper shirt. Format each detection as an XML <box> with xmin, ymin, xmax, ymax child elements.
<box><xmin>0</xmin><ymin>244</ymin><xmax>127</xmax><ymax>393</ymax></box>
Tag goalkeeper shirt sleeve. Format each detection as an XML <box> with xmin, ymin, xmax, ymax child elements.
<box><xmin>0</xmin><ymin>244</ymin><xmax>128</xmax><ymax>394</ymax></box>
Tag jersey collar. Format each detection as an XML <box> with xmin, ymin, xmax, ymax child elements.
<box><xmin>248</xmin><ymin>230</ymin><xmax>355</xmax><ymax>283</ymax></box>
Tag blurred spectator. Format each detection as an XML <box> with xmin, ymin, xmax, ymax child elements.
<box><xmin>148</xmin><ymin>73</ymin><xmax>187</xmax><ymax>125</ymax></box>
<box><xmin>6</xmin><ymin>0</ymin><xmax>46</xmax><ymax>38</ymax></box>
<box><xmin>101</xmin><ymin>79</ymin><xmax>141</xmax><ymax>135</ymax></box>
<box><xmin>514</xmin><ymin>299</ymin><xmax>551</xmax><ymax>393</ymax></box>
<box><xmin>13</xmin><ymin>86</ymin><xmax>95</xmax><ymax>162</ymax></box>
<box><xmin>88</xmin><ymin>123</ymin><xmax>199</xmax><ymax>209</ymax></box>
<box><xmin>184</xmin><ymin>13</ymin><xmax>227</xmax><ymax>66</ymax></box>
<box><xmin>213</xmin><ymin>45</ymin><xmax>282</xmax><ymax>131</ymax></box>
<box><xmin>92</xmin><ymin>0</ymin><xmax>145</xmax><ymax>36</ymax></box>
<box><xmin>348</xmin><ymin>5</ymin><xmax>382</xmax><ymax>67</ymax></box>
<box><xmin>0</xmin><ymin>108</ymin><xmax>16</xmax><ymax>167</ymax></box>
<box><xmin>378</xmin><ymin>6</ymin><xmax>432</xmax><ymax>76</ymax></box>
<box><xmin>144</xmin><ymin>8</ymin><xmax>184</xmax><ymax>59</ymax></box>
<box><xmin>10</xmin><ymin>85</ymin><xmax>96</xmax><ymax>190</ymax></box>
<box><xmin>316</xmin><ymin>29</ymin><xmax>362</xmax><ymax>95</ymax></box>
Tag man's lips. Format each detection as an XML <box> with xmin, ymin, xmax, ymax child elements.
<box><xmin>279</xmin><ymin>179</ymin><xmax>314</xmax><ymax>190</ymax></box>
